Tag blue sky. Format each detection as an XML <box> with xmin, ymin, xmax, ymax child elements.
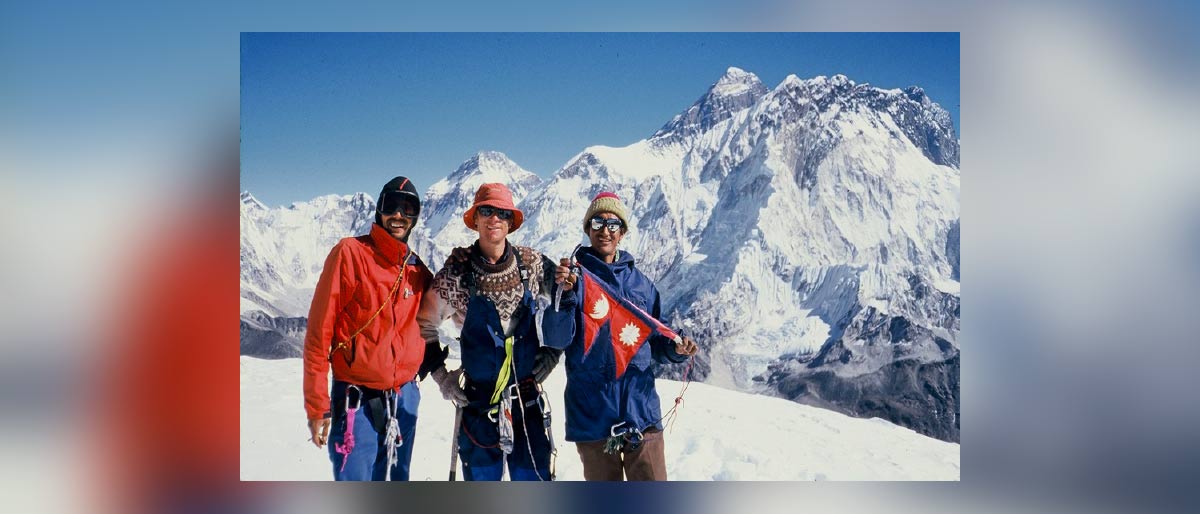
<box><xmin>241</xmin><ymin>33</ymin><xmax>959</xmax><ymax>207</ymax></box>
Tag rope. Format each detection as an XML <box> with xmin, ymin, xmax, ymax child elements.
<box><xmin>383</xmin><ymin>390</ymin><xmax>402</xmax><ymax>479</ymax></box>
<box><xmin>460</xmin><ymin>415</ymin><xmax>501</xmax><ymax>449</ymax></box>
<box><xmin>328</xmin><ymin>249</ymin><xmax>409</xmax><ymax>360</ymax></box>
<box><xmin>333</xmin><ymin>385</ymin><xmax>362</xmax><ymax>472</ymax></box>
<box><xmin>659</xmin><ymin>356</ymin><xmax>695</xmax><ymax>434</ymax></box>
<box><xmin>512</xmin><ymin>370</ymin><xmax>547</xmax><ymax>481</ymax></box>
<box><xmin>490</xmin><ymin>337</ymin><xmax>514</xmax><ymax>405</ymax></box>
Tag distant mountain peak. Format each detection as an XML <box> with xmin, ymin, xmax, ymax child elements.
<box><xmin>240</xmin><ymin>191</ymin><xmax>266</xmax><ymax>210</ymax></box>
<box><xmin>711</xmin><ymin>66</ymin><xmax>764</xmax><ymax>96</ymax></box>
<box><xmin>653</xmin><ymin>66</ymin><xmax>769</xmax><ymax>140</ymax></box>
<box><xmin>422</xmin><ymin>152</ymin><xmax>543</xmax><ymax>229</ymax></box>
<box><xmin>447</xmin><ymin>150</ymin><xmax>539</xmax><ymax>184</ymax></box>
<box><xmin>467</xmin><ymin>150</ymin><xmax>513</xmax><ymax>166</ymax></box>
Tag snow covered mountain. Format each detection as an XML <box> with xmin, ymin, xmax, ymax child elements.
<box><xmin>240</xmin><ymin>191</ymin><xmax>374</xmax><ymax>317</ymax></box>
<box><xmin>240</xmin><ymin>67</ymin><xmax>960</xmax><ymax>441</ymax></box>
<box><xmin>407</xmin><ymin>151</ymin><xmax>543</xmax><ymax>269</ymax></box>
<box><xmin>511</xmin><ymin>67</ymin><xmax>960</xmax><ymax>440</ymax></box>
<box><xmin>239</xmin><ymin>152</ymin><xmax>540</xmax><ymax>357</ymax></box>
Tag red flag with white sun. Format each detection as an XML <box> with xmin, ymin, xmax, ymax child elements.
<box><xmin>578</xmin><ymin>265</ymin><xmax>681</xmax><ymax>379</ymax></box>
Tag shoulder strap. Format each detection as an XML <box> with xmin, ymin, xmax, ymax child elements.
<box><xmin>512</xmin><ymin>246</ymin><xmax>532</xmax><ymax>294</ymax></box>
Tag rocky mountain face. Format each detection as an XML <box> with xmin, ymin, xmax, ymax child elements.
<box><xmin>241</xmin><ymin>67</ymin><xmax>960</xmax><ymax>440</ymax></box>
<box><xmin>240</xmin><ymin>310</ymin><xmax>307</xmax><ymax>359</ymax></box>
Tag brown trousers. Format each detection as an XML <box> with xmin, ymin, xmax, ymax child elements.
<box><xmin>574</xmin><ymin>428</ymin><xmax>667</xmax><ymax>481</ymax></box>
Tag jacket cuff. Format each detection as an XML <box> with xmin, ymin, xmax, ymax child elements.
<box><xmin>554</xmin><ymin>281</ymin><xmax>579</xmax><ymax>307</ymax></box>
<box><xmin>662</xmin><ymin>337</ymin><xmax>690</xmax><ymax>363</ymax></box>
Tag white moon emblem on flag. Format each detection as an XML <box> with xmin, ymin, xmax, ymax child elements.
<box><xmin>589</xmin><ymin>294</ymin><xmax>609</xmax><ymax>319</ymax></box>
<box><xmin>619</xmin><ymin>323</ymin><xmax>640</xmax><ymax>346</ymax></box>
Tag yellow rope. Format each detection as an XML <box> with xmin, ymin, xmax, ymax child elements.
<box><xmin>489</xmin><ymin>336</ymin><xmax>515</xmax><ymax>405</ymax></box>
<box><xmin>329</xmin><ymin>250</ymin><xmax>410</xmax><ymax>360</ymax></box>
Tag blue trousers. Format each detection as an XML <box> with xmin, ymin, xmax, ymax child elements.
<box><xmin>327</xmin><ymin>380</ymin><xmax>420</xmax><ymax>481</ymax></box>
<box><xmin>457</xmin><ymin>397</ymin><xmax>552</xmax><ymax>481</ymax></box>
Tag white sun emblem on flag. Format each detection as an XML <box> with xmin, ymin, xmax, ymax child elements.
<box><xmin>619</xmin><ymin>323</ymin><xmax>641</xmax><ymax>346</ymax></box>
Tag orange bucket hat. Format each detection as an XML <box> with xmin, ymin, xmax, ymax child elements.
<box><xmin>463</xmin><ymin>182</ymin><xmax>525</xmax><ymax>232</ymax></box>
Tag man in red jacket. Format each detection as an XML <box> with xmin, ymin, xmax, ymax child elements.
<box><xmin>302</xmin><ymin>176</ymin><xmax>436</xmax><ymax>481</ymax></box>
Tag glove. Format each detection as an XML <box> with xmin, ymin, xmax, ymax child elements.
<box><xmin>417</xmin><ymin>343</ymin><xmax>449</xmax><ymax>380</ymax></box>
<box><xmin>531</xmin><ymin>347</ymin><xmax>563</xmax><ymax>383</ymax></box>
<box><xmin>431</xmin><ymin>366</ymin><xmax>467</xmax><ymax>405</ymax></box>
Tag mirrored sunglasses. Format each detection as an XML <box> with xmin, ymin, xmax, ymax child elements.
<box><xmin>477</xmin><ymin>205</ymin><xmax>514</xmax><ymax>220</ymax></box>
<box><xmin>589</xmin><ymin>217</ymin><xmax>624</xmax><ymax>233</ymax></box>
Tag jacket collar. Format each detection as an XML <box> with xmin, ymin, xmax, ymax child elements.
<box><xmin>368</xmin><ymin>223</ymin><xmax>411</xmax><ymax>265</ymax></box>
<box><xmin>578</xmin><ymin>247</ymin><xmax>635</xmax><ymax>285</ymax></box>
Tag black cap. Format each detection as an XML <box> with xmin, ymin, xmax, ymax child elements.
<box><xmin>375</xmin><ymin>176</ymin><xmax>421</xmax><ymax>229</ymax></box>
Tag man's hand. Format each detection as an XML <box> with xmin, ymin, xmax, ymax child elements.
<box><xmin>308</xmin><ymin>417</ymin><xmax>331</xmax><ymax>448</ymax></box>
<box><xmin>431</xmin><ymin>366</ymin><xmax>468</xmax><ymax>405</ymax></box>
<box><xmin>531</xmin><ymin>347</ymin><xmax>563</xmax><ymax>383</ymax></box>
<box><xmin>555</xmin><ymin>258</ymin><xmax>576</xmax><ymax>291</ymax></box>
<box><xmin>674</xmin><ymin>336</ymin><xmax>699</xmax><ymax>356</ymax></box>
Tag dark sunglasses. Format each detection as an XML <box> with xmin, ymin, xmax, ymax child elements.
<box><xmin>589</xmin><ymin>217</ymin><xmax>624</xmax><ymax>233</ymax></box>
<box><xmin>477</xmin><ymin>205</ymin><xmax>514</xmax><ymax>220</ymax></box>
<box><xmin>378</xmin><ymin>191</ymin><xmax>419</xmax><ymax>218</ymax></box>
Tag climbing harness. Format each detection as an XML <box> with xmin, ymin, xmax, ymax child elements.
<box><xmin>488</xmin><ymin>382</ymin><xmax>517</xmax><ymax>455</ymax></box>
<box><xmin>332</xmin><ymin>384</ymin><xmax>405</xmax><ymax>479</ymax></box>
<box><xmin>603</xmin><ymin>420</ymin><xmax>645</xmax><ymax>455</ymax></box>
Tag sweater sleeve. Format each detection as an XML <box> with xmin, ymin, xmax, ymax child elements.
<box><xmin>302</xmin><ymin>242</ymin><xmax>357</xmax><ymax>420</ymax></box>
<box><xmin>417</xmin><ymin>264</ymin><xmax>467</xmax><ymax>374</ymax></box>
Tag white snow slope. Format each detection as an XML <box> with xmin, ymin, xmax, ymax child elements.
<box><xmin>241</xmin><ymin>356</ymin><xmax>959</xmax><ymax>481</ymax></box>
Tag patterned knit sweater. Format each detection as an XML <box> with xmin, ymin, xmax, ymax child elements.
<box><xmin>425</xmin><ymin>241</ymin><xmax>552</xmax><ymax>339</ymax></box>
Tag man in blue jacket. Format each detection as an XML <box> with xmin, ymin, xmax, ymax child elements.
<box><xmin>420</xmin><ymin>183</ymin><xmax>566</xmax><ymax>481</ymax></box>
<box><xmin>544</xmin><ymin>192</ymin><xmax>699</xmax><ymax>481</ymax></box>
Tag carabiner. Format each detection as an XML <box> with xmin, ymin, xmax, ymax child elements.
<box><xmin>344</xmin><ymin>384</ymin><xmax>362</xmax><ymax>411</ymax></box>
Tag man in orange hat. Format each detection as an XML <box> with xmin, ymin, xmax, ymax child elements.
<box><xmin>418</xmin><ymin>182</ymin><xmax>571</xmax><ymax>481</ymax></box>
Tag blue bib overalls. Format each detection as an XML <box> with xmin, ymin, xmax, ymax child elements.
<box><xmin>455</xmin><ymin>288</ymin><xmax>551</xmax><ymax>481</ymax></box>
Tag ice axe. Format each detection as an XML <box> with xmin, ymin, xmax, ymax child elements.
<box><xmin>553</xmin><ymin>244</ymin><xmax>582</xmax><ymax>311</ymax></box>
<box><xmin>448</xmin><ymin>404</ymin><xmax>462</xmax><ymax>481</ymax></box>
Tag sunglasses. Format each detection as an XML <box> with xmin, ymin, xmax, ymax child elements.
<box><xmin>589</xmin><ymin>217</ymin><xmax>624</xmax><ymax>233</ymax></box>
<box><xmin>477</xmin><ymin>205</ymin><xmax>514</xmax><ymax>221</ymax></box>
<box><xmin>378</xmin><ymin>191</ymin><xmax>420</xmax><ymax>218</ymax></box>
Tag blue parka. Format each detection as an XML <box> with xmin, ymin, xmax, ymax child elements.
<box><xmin>542</xmin><ymin>247</ymin><xmax>688</xmax><ymax>442</ymax></box>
